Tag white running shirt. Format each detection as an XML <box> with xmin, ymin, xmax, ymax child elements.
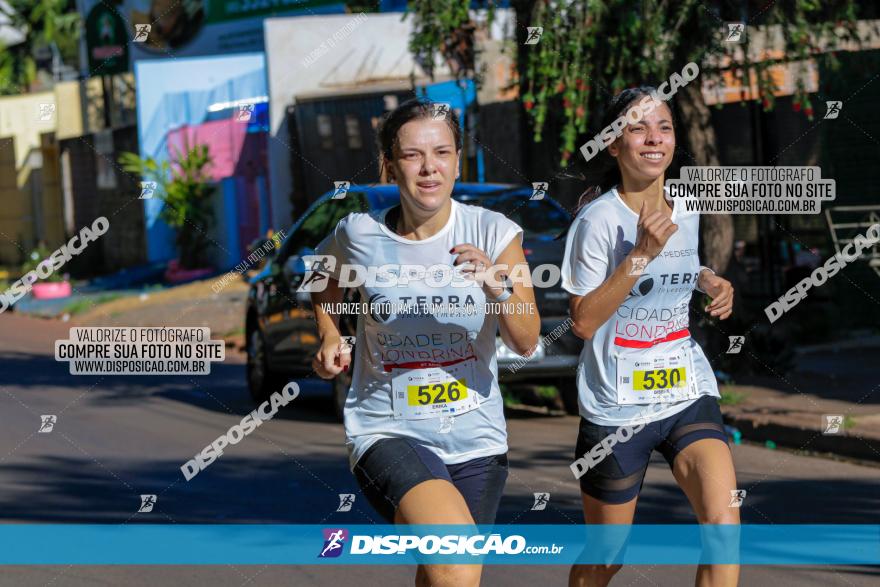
<box><xmin>561</xmin><ymin>186</ymin><xmax>719</xmax><ymax>426</ymax></box>
<box><xmin>315</xmin><ymin>199</ymin><xmax>523</xmax><ymax>469</ymax></box>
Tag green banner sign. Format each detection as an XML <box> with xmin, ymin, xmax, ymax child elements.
<box><xmin>85</xmin><ymin>4</ymin><xmax>130</xmax><ymax>75</ymax></box>
<box><xmin>206</xmin><ymin>0</ymin><xmax>342</xmax><ymax>24</ymax></box>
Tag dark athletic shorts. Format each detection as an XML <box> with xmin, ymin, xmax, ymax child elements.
<box><xmin>574</xmin><ymin>395</ymin><xmax>728</xmax><ymax>504</ymax></box>
<box><xmin>353</xmin><ymin>437</ymin><xmax>508</xmax><ymax>524</ymax></box>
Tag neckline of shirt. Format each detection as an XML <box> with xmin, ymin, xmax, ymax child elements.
<box><xmin>378</xmin><ymin>199</ymin><xmax>458</xmax><ymax>244</ymax></box>
<box><xmin>611</xmin><ymin>185</ymin><xmax>678</xmax><ymax>222</ymax></box>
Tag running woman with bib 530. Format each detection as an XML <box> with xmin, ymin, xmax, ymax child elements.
<box><xmin>311</xmin><ymin>99</ymin><xmax>540</xmax><ymax>587</ymax></box>
<box><xmin>563</xmin><ymin>87</ymin><xmax>739</xmax><ymax>587</ymax></box>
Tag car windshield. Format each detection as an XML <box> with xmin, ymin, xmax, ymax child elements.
<box><xmin>460</xmin><ymin>193</ymin><xmax>570</xmax><ymax>239</ymax></box>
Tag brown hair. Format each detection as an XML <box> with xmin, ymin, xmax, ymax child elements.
<box><xmin>376</xmin><ymin>98</ymin><xmax>463</xmax><ymax>174</ymax></box>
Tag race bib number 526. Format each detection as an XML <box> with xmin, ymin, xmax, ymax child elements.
<box><xmin>391</xmin><ymin>359</ymin><xmax>480</xmax><ymax>420</ymax></box>
<box><xmin>408</xmin><ymin>379</ymin><xmax>467</xmax><ymax>406</ymax></box>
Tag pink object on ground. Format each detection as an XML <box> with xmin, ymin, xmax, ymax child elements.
<box><xmin>31</xmin><ymin>281</ymin><xmax>72</xmax><ymax>299</ymax></box>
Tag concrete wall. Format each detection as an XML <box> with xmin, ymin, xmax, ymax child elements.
<box><xmin>263</xmin><ymin>12</ymin><xmax>452</xmax><ymax>228</ymax></box>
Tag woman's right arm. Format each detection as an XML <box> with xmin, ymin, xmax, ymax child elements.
<box><xmin>310</xmin><ymin>278</ymin><xmax>352</xmax><ymax>378</ymax></box>
<box><xmin>570</xmin><ymin>203</ymin><xmax>678</xmax><ymax>340</ymax></box>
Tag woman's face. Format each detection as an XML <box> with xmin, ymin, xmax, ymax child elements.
<box><xmin>386</xmin><ymin>118</ymin><xmax>460</xmax><ymax>215</ymax></box>
<box><xmin>608</xmin><ymin>101</ymin><xmax>675</xmax><ymax>184</ymax></box>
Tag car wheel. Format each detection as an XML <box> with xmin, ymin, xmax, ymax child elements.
<box><xmin>333</xmin><ymin>368</ymin><xmax>350</xmax><ymax>422</ymax></box>
<box><xmin>247</xmin><ymin>327</ymin><xmax>280</xmax><ymax>403</ymax></box>
<box><xmin>556</xmin><ymin>377</ymin><xmax>579</xmax><ymax>415</ymax></box>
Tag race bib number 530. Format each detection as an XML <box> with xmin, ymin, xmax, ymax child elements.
<box><xmin>616</xmin><ymin>349</ymin><xmax>698</xmax><ymax>405</ymax></box>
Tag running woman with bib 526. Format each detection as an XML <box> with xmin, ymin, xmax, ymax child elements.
<box><xmin>311</xmin><ymin>99</ymin><xmax>540</xmax><ymax>587</ymax></box>
<box><xmin>563</xmin><ymin>87</ymin><xmax>739</xmax><ymax>586</ymax></box>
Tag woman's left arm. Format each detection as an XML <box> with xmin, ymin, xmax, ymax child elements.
<box><xmin>452</xmin><ymin>239</ymin><xmax>541</xmax><ymax>356</ymax></box>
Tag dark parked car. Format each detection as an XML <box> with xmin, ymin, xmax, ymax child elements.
<box><xmin>245</xmin><ymin>183</ymin><xmax>581</xmax><ymax>418</ymax></box>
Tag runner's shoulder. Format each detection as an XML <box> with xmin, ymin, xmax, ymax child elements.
<box><xmin>456</xmin><ymin>201</ymin><xmax>520</xmax><ymax>231</ymax></box>
<box><xmin>573</xmin><ymin>191</ymin><xmax>618</xmax><ymax>227</ymax></box>
<box><xmin>331</xmin><ymin>210</ymin><xmax>383</xmax><ymax>238</ymax></box>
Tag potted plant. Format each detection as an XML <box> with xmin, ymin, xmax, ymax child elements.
<box><xmin>23</xmin><ymin>245</ymin><xmax>72</xmax><ymax>299</ymax></box>
<box><xmin>120</xmin><ymin>143</ymin><xmax>216</xmax><ymax>283</ymax></box>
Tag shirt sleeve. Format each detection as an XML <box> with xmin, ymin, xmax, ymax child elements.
<box><xmin>313</xmin><ymin>217</ymin><xmax>349</xmax><ymax>281</ymax></box>
<box><xmin>489</xmin><ymin>215</ymin><xmax>524</xmax><ymax>262</ymax></box>
<box><xmin>561</xmin><ymin>214</ymin><xmax>610</xmax><ymax>296</ymax></box>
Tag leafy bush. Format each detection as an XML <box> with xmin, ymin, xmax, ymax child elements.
<box><xmin>120</xmin><ymin>144</ymin><xmax>216</xmax><ymax>269</ymax></box>
<box><xmin>21</xmin><ymin>246</ymin><xmax>65</xmax><ymax>282</ymax></box>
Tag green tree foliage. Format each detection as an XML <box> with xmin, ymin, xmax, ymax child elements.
<box><xmin>409</xmin><ymin>0</ymin><xmax>865</xmax><ymax>164</ymax></box>
<box><xmin>120</xmin><ymin>145</ymin><xmax>217</xmax><ymax>269</ymax></box>
<box><xmin>0</xmin><ymin>0</ymin><xmax>80</xmax><ymax>95</ymax></box>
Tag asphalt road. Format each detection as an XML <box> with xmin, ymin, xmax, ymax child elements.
<box><xmin>1</xmin><ymin>313</ymin><xmax>878</xmax><ymax>586</ymax></box>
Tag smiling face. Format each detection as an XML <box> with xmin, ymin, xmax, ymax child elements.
<box><xmin>608</xmin><ymin>100</ymin><xmax>675</xmax><ymax>185</ymax></box>
<box><xmin>385</xmin><ymin>117</ymin><xmax>460</xmax><ymax>215</ymax></box>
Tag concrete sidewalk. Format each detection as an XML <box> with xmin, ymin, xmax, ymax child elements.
<box><xmin>719</xmin><ymin>336</ymin><xmax>880</xmax><ymax>462</ymax></box>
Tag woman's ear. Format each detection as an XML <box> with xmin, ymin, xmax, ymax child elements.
<box><xmin>608</xmin><ymin>140</ymin><xmax>620</xmax><ymax>159</ymax></box>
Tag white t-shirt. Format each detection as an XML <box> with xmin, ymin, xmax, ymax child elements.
<box><xmin>315</xmin><ymin>199</ymin><xmax>523</xmax><ymax>469</ymax></box>
<box><xmin>561</xmin><ymin>186</ymin><xmax>719</xmax><ymax>426</ymax></box>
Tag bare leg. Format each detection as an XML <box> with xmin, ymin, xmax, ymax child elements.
<box><xmin>394</xmin><ymin>479</ymin><xmax>482</xmax><ymax>587</ymax></box>
<box><xmin>671</xmin><ymin>439</ymin><xmax>740</xmax><ymax>587</ymax></box>
<box><xmin>569</xmin><ymin>493</ymin><xmax>638</xmax><ymax>587</ymax></box>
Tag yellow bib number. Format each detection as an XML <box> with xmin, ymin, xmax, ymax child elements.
<box><xmin>632</xmin><ymin>367</ymin><xmax>686</xmax><ymax>391</ymax></box>
<box><xmin>407</xmin><ymin>379</ymin><xmax>468</xmax><ymax>406</ymax></box>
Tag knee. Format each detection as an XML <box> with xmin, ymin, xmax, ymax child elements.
<box><xmin>419</xmin><ymin>564</ymin><xmax>481</xmax><ymax>587</ymax></box>
<box><xmin>701</xmin><ymin>507</ymin><xmax>741</xmax><ymax>525</ymax></box>
<box><xmin>569</xmin><ymin>563</ymin><xmax>622</xmax><ymax>585</ymax></box>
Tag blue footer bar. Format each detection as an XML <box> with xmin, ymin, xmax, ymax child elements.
<box><xmin>1</xmin><ymin>525</ymin><xmax>878</xmax><ymax>565</ymax></box>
